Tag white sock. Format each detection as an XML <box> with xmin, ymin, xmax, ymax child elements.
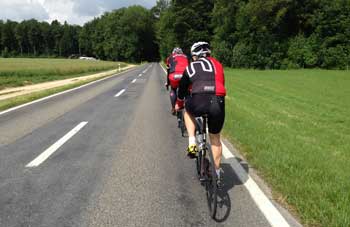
<box><xmin>188</xmin><ymin>136</ymin><xmax>196</xmax><ymax>146</ymax></box>
<box><xmin>216</xmin><ymin>169</ymin><xmax>221</xmax><ymax>177</ymax></box>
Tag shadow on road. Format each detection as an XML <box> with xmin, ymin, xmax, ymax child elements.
<box><xmin>214</xmin><ymin>159</ymin><xmax>249</xmax><ymax>222</ymax></box>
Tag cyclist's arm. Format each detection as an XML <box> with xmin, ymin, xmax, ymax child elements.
<box><xmin>178</xmin><ymin>70</ymin><xmax>191</xmax><ymax>100</ymax></box>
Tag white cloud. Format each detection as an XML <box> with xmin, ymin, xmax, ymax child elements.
<box><xmin>0</xmin><ymin>0</ymin><xmax>157</xmax><ymax>25</ymax></box>
<box><xmin>0</xmin><ymin>0</ymin><xmax>49</xmax><ymax>21</ymax></box>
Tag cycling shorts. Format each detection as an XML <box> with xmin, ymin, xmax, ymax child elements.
<box><xmin>185</xmin><ymin>94</ymin><xmax>225</xmax><ymax>134</ymax></box>
<box><xmin>169</xmin><ymin>72</ymin><xmax>183</xmax><ymax>89</ymax></box>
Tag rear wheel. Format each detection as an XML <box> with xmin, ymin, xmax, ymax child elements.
<box><xmin>206</xmin><ymin>146</ymin><xmax>218</xmax><ymax>219</ymax></box>
<box><xmin>196</xmin><ymin>150</ymin><xmax>202</xmax><ymax>177</ymax></box>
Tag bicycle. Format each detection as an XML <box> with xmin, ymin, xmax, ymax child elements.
<box><xmin>176</xmin><ymin>109</ymin><xmax>186</xmax><ymax>137</ymax></box>
<box><xmin>195</xmin><ymin>115</ymin><xmax>218</xmax><ymax>219</ymax></box>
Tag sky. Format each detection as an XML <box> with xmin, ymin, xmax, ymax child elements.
<box><xmin>0</xmin><ymin>0</ymin><xmax>157</xmax><ymax>25</ymax></box>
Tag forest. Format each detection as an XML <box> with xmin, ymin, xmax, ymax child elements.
<box><xmin>1</xmin><ymin>0</ymin><xmax>349</xmax><ymax>69</ymax></box>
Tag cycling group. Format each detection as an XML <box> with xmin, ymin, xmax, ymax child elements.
<box><xmin>165</xmin><ymin>42</ymin><xmax>226</xmax><ymax>189</ymax></box>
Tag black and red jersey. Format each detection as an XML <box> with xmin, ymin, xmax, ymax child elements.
<box><xmin>166</xmin><ymin>54</ymin><xmax>189</xmax><ymax>74</ymax></box>
<box><xmin>178</xmin><ymin>57</ymin><xmax>226</xmax><ymax>99</ymax></box>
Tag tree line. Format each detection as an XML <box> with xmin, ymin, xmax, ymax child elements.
<box><xmin>156</xmin><ymin>0</ymin><xmax>350</xmax><ymax>69</ymax></box>
<box><xmin>0</xmin><ymin>19</ymin><xmax>80</xmax><ymax>58</ymax></box>
<box><xmin>0</xmin><ymin>6</ymin><xmax>159</xmax><ymax>62</ymax></box>
<box><xmin>1</xmin><ymin>0</ymin><xmax>349</xmax><ymax>69</ymax></box>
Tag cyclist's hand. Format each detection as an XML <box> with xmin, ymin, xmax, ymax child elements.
<box><xmin>175</xmin><ymin>98</ymin><xmax>184</xmax><ymax>110</ymax></box>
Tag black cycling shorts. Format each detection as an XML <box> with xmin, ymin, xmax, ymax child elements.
<box><xmin>185</xmin><ymin>94</ymin><xmax>225</xmax><ymax>134</ymax></box>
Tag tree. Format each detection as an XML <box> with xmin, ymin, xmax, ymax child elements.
<box><xmin>157</xmin><ymin>0</ymin><xmax>214</xmax><ymax>59</ymax></box>
<box><xmin>1</xmin><ymin>20</ymin><xmax>18</xmax><ymax>55</ymax></box>
<box><xmin>51</xmin><ymin>20</ymin><xmax>63</xmax><ymax>56</ymax></box>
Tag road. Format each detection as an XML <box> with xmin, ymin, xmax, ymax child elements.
<box><xmin>0</xmin><ymin>63</ymin><xmax>301</xmax><ymax>226</ymax></box>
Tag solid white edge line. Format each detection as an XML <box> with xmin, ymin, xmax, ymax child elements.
<box><xmin>26</xmin><ymin>122</ymin><xmax>88</xmax><ymax>167</ymax></box>
<box><xmin>131</xmin><ymin>79</ymin><xmax>137</xmax><ymax>84</ymax></box>
<box><xmin>114</xmin><ymin>89</ymin><xmax>126</xmax><ymax>97</ymax></box>
<box><xmin>222</xmin><ymin>142</ymin><xmax>290</xmax><ymax>227</ymax></box>
<box><xmin>159</xmin><ymin>63</ymin><xmax>167</xmax><ymax>74</ymax></box>
<box><xmin>0</xmin><ymin>67</ymin><xmax>136</xmax><ymax>116</ymax></box>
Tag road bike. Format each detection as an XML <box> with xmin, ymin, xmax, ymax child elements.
<box><xmin>195</xmin><ymin>115</ymin><xmax>218</xmax><ymax>219</ymax></box>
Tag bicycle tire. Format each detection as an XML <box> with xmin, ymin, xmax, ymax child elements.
<box><xmin>181</xmin><ymin>118</ymin><xmax>186</xmax><ymax>137</ymax></box>
<box><xmin>206</xmin><ymin>145</ymin><xmax>218</xmax><ymax>219</ymax></box>
<box><xmin>196</xmin><ymin>149</ymin><xmax>202</xmax><ymax>177</ymax></box>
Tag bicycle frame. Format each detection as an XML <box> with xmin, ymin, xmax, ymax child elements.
<box><xmin>195</xmin><ymin>115</ymin><xmax>218</xmax><ymax>219</ymax></box>
<box><xmin>196</xmin><ymin>116</ymin><xmax>208</xmax><ymax>180</ymax></box>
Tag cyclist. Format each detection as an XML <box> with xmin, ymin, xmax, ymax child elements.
<box><xmin>165</xmin><ymin>47</ymin><xmax>189</xmax><ymax>115</ymax></box>
<box><xmin>175</xmin><ymin>42</ymin><xmax>226</xmax><ymax>185</ymax></box>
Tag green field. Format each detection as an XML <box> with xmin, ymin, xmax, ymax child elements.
<box><xmin>0</xmin><ymin>58</ymin><xmax>126</xmax><ymax>90</ymax></box>
<box><xmin>224</xmin><ymin>69</ymin><xmax>350</xmax><ymax>227</ymax></box>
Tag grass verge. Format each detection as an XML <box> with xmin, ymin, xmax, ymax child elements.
<box><xmin>0</xmin><ymin>58</ymin><xmax>127</xmax><ymax>90</ymax></box>
<box><xmin>223</xmin><ymin>69</ymin><xmax>350</xmax><ymax>227</ymax></box>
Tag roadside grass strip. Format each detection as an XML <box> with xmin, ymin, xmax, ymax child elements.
<box><xmin>224</xmin><ymin>69</ymin><xmax>350</xmax><ymax>227</ymax></box>
<box><xmin>26</xmin><ymin>122</ymin><xmax>88</xmax><ymax>167</ymax></box>
<box><xmin>0</xmin><ymin>58</ymin><xmax>127</xmax><ymax>90</ymax></box>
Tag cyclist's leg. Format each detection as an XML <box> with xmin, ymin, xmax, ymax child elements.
<box><xmin>209</xmin><ymin>133</ymin><xmax>222</xmax><ymax>170</ymax></box>
<box><xmin>184</xmin><ymin>110</ymin><xmax>196</xmax><ymax>137</ymax></box>
<box><xmin>184</xmin><ymin>95</ymin><xmax>203</xmax><ymax>157</ymax></box>
<box><xmin>185</xmin><ymin>95</ymin><xmax>207</xmax><ymax>137</ymax></box>
<box><xmin>207</xmin><ymin>96</ymin><xmax>225</xmax><ymax>171</ymax></box>
<box><xmin>169</xmin><ymin>88</ymin><xmax>177</xmax><ymax>114</ymax></box>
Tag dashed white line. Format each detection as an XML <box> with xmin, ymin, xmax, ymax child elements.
<box><xmin>138</xmin><ymin>74</ymin><xmax>142</xmax><ymax>77</ymax></box>
<box><xmin>114</xmin><ymin>89</ymin><xmax>126</xmax><ymax>97</ymax></box>
<box><xmin>26</xmin><ymin>122</ymin><xmax>88</xmax><ymax>167</ymax></box>
<box><xmin>131</xmin><ymin>79</ymin><xmax>137</xmax><ymax>84</ymax></box>
<box><xmin>0</xmin><ymin>67</ymin><xmax>136</xmax><ymax>116</ymax></box>
<box><xmin>222</xmin><ymin>142</ymin><xmax>290</xmax><ymax>227</ymax></box>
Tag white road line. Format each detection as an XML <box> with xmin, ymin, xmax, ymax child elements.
<box><xmin>138</xmin><ymin>74</ymin><xmax>142</xmax><ymax>77</ymax></box>
<box><xmin>114</xmin><ymin>89</ymin><xmax>126</xmax><ymax>97</ymax></box>
<box><xmin>0</xmin><ymin>67</ymin><xmax>136</xmax><ymax>116</ymax></box>
<box><xmin>222</xmin><ymin>142</ymin><xmax>290</xmax><ymax>227</ymax></box>
<box><xmin>26</xmin><ymin>122</ymin><xmax>88</xmax><ymax>167</ymax></box>
<box><xmin>159</xmin><ymin>63</ymin><xmax>167</xmax><ymax>74</ymax></box>
<box><xmin>131</xmin><ymin>79</ymin><xmax>137</xmax><ymax>84</ymax></box>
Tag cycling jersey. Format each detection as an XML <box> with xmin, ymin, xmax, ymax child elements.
<box><xmin>177</xmin><ymin>56</ymin><xmax>226</xmax><ymax>134</ymax></box>
<box><xmin>178</xmin><ymin>57</ymin><xmax>226</xmax><ymax>99</ymax></box>
<box><xmin>166</xmin><ymin>54</ymin><xmax>189</xmax><ymax>89</ymax></box>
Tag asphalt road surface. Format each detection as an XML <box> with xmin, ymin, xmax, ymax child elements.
<box><xmin>0</xmin><ymin>63</ymin><xmax>302</xmax><ymax>227</ymax></box>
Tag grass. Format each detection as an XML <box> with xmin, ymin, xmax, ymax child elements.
<box><xmin>0</xmin><ymin>58</ymin><xmax>126</xmax><ymax>90</ymax></box>
<box><xmin>0</xmin><ymin>70</ymin><xmax>128</xmax><ymax>112</ymax></box>
<box><xmin>223</xmin><ymin>69</ymin><xmax>350</xmax><ymax>227</ymax></box>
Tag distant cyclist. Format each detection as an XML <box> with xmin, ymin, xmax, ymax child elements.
<box><xmin>175</xmin><ymin>42</ymin><xmax>226</xmax><ymax>185</ymax></box>
<box><xmin>165</xmin><ymin>47</ymin><xmax>189</xmax><ymax>115</ymax></box>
